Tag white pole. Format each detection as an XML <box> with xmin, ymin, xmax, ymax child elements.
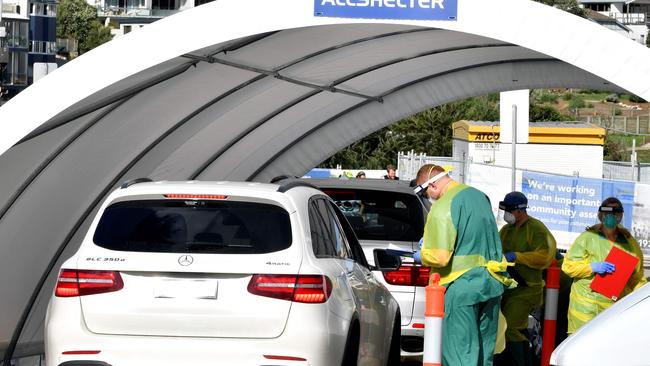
<box><xmin>632</xmin><ymin>139</ymin><xmax>637</xmax><ymax>181</ymax></box>
<box><xmin>512</xmin><ymin>105</ymin><xmax>517</xmax><ymax>191</ymax></box>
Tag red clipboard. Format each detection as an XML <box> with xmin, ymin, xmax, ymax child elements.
<box><xmin>590</xmin><ymin>245</ymin><xmax>639</xmax><ymax>301</ymax></box>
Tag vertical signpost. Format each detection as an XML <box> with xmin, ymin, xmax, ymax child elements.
<box><xmin>512</xmin><ymin>105</ymin><xmax>517</xmax><ymax>191</ymax></box>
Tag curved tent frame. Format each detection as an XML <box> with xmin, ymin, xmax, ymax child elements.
<box><xmin>1</xmin><ymin>0</ymin><xmax>650</xmax><ymax>362</ymax></box>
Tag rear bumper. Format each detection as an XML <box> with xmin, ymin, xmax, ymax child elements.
<box><xmin>46</xmin><ymin>298</ymin><xmax>348</xmax><ymax>366</ymax></box>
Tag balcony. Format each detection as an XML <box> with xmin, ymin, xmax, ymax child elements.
<box><xmin>1</xmin><ymin>3</ymin><xmax>21</xmax><ymax>15</ymax></box>
<box><xmin>97</xmin><ymin>6</ymin><xmax>153</xmax><ymax>17</ymax></box>
<box><xmin>610</xmin><ymin>12</ymin><xmax>648</xmax><ymax>25</ymax></box>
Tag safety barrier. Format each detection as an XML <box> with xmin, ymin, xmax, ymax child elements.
<box><xmin>423</xmin><ymin>273</ymin><xmax>444</xmax><ymax>366</ymax></box>
<box><xmin>541</xmin><ymin>259</ymin><xmax>561</xmax><ymax>366</ymax></box>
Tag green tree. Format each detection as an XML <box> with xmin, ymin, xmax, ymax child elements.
<box><xmin>57</xmin><ymin>0</ymin><xmax>112</xmax><ymax>55</ymax></box>
<box><xmin>82</xmin><ymin>21</ymin><xmax>113</xmax><ymax>54</ymax></box>
<box><xmin>530</xmin><ymin>105</ymin><xmax>573</xmax><ymax>122</ymax></box>
<box><xmin>603</xmin><ymin>136</ymin><xmax>625</xmax><ymax>161</ymax></box>
<box><xmin>533</xmin><ymin>0</ymin><xmax>587</xmax><ymax>17</ymax></box>
<box><xmin>322</xmin><ymin>95</ymin><xmax>499</xmax><ymax>169</ymax></box>
<box><xmin>647</xmin><ymin>29</ymin><xmax>650</xmax><ymax>48</ymax></box>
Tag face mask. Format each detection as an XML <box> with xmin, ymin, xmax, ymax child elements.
<box><xmin>504</xmin><ymin>211</ymin><xmax>516</xmax><ymax>225</ymax></box>
<box><xmin>603</xmin><ymin>214</ymin><xmax>617</xmax><ymax>229</ymax></box>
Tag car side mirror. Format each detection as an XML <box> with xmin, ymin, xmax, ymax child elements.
<box><xmin>373</xmin><ymin>249</ymin><xmax>402</xmax><ymax>272</ymax></box>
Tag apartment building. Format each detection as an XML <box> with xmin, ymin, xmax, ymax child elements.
<box><xmin>580</xmin><ymin>0</ymin><xmax>650</xmax><ymax>43</ymax></box>
<box><xmin>91</xmin><ymin>0</ymin><xmax>214</xmax><ymax>37</ymax></box>
<box><xmin>1</xmin><ymin>0</ymin><xmax>56</xmax><ymax>99</ymax></box>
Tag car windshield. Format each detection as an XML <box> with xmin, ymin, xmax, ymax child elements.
<box><xmin>93</xmin><ymin>200</ymin><xmax>292</xmax><ymax>254</ymax></box>
<box><xmin>321</xmin><ymin>188</ymin><xmax>424</xmax><ymax>242</ymax></box>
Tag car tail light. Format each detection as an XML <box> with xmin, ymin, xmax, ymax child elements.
<box><xmin>62</xmin><ymin>350</ymin><xmax>101</xmax><ymax>355</ymax></box>
<box><xmin>247</xmin><ymin>274</ymin><xmax>332</xmax><ymax>303</ymax></box>
<box><xmin>263</xmin><ymin>355</ymin><xmax>307</xmax><ymax>361</ymax></box>
<box><xmin>382</xmin><ymin>263</ymin><xmax>430</xmax><ymax>287</ymax></box>
<box><xmin>164</xmin><ymin>194</ymin><xmax>228</xmax><ymax>200</ymax></box>
<box><xmin>55</xmin><ymin>269</ymin><xmax>124</xmax><ymax>297</ymax></box>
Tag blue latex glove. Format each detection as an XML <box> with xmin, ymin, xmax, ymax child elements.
<box><xmin>504</xmin><ymin>252</ymin><xmax>517</xmax><ymax>262</ymax></box>
<box><xmin>591</xmin><ymin>261</ymin><xmax>615</xmax><ymax>274</ymax></box>
<box><xmin>413</xmin><ymin>251</ymin><xmax>422</xmax><ymax>264</ymax></box>
<box><xmin>418</xmin><ymin>237</ymin><xmax>423</xmax><ymax>248</ymax></box>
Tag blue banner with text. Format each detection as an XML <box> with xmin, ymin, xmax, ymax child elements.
<box><xmin>314</xmin><ymin>0</ymin><xmax>458</xmax><ymax>21</ymax></box>
<box><xmin>522</xmin><ymin>171</ymin><xmax>635</xmax><ymax>233</ymax></box>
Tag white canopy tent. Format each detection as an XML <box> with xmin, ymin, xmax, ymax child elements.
<box><xmin>1</xmin><ymin>0</ymin><xmax>649</xmax><ymax>362</ymax></box>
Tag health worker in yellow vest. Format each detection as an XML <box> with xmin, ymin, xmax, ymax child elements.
<box><xmin>412</xmin><ymin>164</ymin><xmax>515</xmax><ymax>366</ymax></box>
<box><xmin>562</xmin><ymin>197</ymin><xmax>646</xmax><ymax>334</ymax></box>
<box><xmin>498</xmin><ymin>191</ymin><xmax>556</xmax><ymax>366</ymax></box>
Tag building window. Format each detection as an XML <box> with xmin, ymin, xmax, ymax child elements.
<box><xmin>6</xmin><ymin>21</ymin><xmax>29</xmax><ymax>48</ymax></box>
<box><xmin>152</xmin><ymin>0</ymin><xmax>178</xmax><ymax>11</ymax></box>
<box><xmin>29</xmin><ymin>41</ymin><xmax>57</xmax><ymax>54</ymax></box>
<box><xmin>126</xmin><ymin>0</ymin><xmax>145</xmax><ymax>8</ymax></box>
<box><xmin>584</xmin><ymin>3</ymin><xmax>611</xmax><ymax>12</ymax></box>
<box><xmin>195</xmin><ymin>0</ymin><xmax>214</xmax><ymax>6</ymax></box>
<box><xmin>29</xmin><ymin>2</ymin><xmax>56</xmax><ymax>16</ymax></box>
<box><xmin>6</xmin><ymin>51</ymin><xmax>28</xmax><ymax>85</ymax></box>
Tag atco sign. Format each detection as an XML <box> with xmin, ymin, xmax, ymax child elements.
<box><xmin>473</xmin><ymin>132</ymin><xmax>500</xmax><ymax>142</ymax></box>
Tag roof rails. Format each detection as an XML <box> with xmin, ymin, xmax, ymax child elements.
<box><xmin>276</xmin><ymin>179</ymin><xmax>319</xmax><ymax>193</ymax></box>
<box><xmin>269</xmin><ymin>175</ymin><xmax>299</xmax><ymax>184</ymax></box>
<box><xmin>120</xmin><ymin>177</ymin><xmax>153</xmax><ymax>189</ymax></box>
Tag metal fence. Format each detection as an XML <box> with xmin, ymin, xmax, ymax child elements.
<box><xmin>581</xmin><ymin>115</ymin><xmax>650</xmax><ymax>135</ymax></box>
<box><xmin>602</xmin><ymin>161</ymin><xmax>650</xmax><ymax>183</ymax></box>
<box><xmin>397</xmin><ymin>151</ymin><xmax>467</xmax><ymax>183</ymax></box>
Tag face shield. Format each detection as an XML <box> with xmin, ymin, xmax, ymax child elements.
<box><xmin>497</xmin><ymin>202</ymin><xmax>527</xmax><ymax>225</ymax></box>
<box><xmin>598</xmin><ymin>205</ymin><xmax>624</xmax><ymax>228</ymax></box>
<box><xmin>413</xmin><ymin>171</ymin><xmax>447</xmax><ymax>198</ymax></box>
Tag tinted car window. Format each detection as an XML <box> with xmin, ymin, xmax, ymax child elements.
<box><xmin>309</xmin><ymin>197</ymin><xmax>350</xmax><ymax>259</ymax></box>
<box><xmin>322</xmin><ymin>189</ymin><xmax>424</xmax><ymax>242</ymax></box>
<box><xmin>320</xmin><ymin>199</ymin><xmax>351</xmax><ymax>260</ymax></box>
<box><xmin>93</xmin><ymin>200</ymin><xmax>292</xmax><ymax>254</ymax></box>
<box><xmin>309</xmin><ymin>200</ymin><xmax>335</xmax><ymax>258</ymax></box>
<box><xmin>328</xmin><ymin>201</ymin><xmax>369</xmax><ymax>268</ymax></box>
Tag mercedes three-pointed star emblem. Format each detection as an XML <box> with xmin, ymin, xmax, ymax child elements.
<box><xmin>178</xmin><ymin>255</ymin><xmax>194</xmax><ymax>266</ymax></box>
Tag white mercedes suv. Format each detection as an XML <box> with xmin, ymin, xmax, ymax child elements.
<box><xmin>45</xmin><ymin>179</ymin><xmax>400</xmax><ymax>366</ymax></box>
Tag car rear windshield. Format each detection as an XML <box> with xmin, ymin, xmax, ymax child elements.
<box><xmin>93</xmin><ymin>200</ymin><xmax>292</xmax><ymax>254</ymax></box>
<box><xmin>321</xmin><ymin>188</ymin><xmax>425</xmax><ymax>242</ymax></box>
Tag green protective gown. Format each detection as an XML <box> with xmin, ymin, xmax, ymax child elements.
<box><xmin>562</xmin><ymin>224</ymin><xmax>647</xmax><ymax>334</ymax></box>
<box><xmin>421</xmin><ymin>182</ymin><xmax>511</xmax><ymax>366</ymax></box>
<box><xmin>499</xmin><ymin>217</ymin><xmax>556</xmax><ymax>343</ymax></box>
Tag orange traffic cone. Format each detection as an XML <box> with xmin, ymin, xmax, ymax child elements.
<box><xmin>541</xmin><ymin>259</ymin><xmax>561</xmax><ymax>366</ymax></box>
<box><xmin>423</xmin><ymin>273</ymin><xmax>444</xmax><ymax>366</ymax></box>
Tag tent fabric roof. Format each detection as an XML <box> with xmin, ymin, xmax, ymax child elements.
<box><xmin>1</xmin><ymin>0</ymin><xmax>650</xmax><ymax>361</ymax></box>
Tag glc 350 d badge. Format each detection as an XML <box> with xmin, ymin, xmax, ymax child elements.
<box><xmin>178</xmin><ymin>255</ymin><xmax>194</xmax><ymax>266</ymax></box>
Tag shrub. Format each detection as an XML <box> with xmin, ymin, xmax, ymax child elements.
<box><xmin>605</xmin><ymin>94</ymin><xmax>619</xmax><ymax>103</ymax></box>
<box><xmin>562</xmin><ymin>93</ymin><xmax>573</xmax><ymax>101</ymax></box>
<box><xmin>569</xmin><ymin>98</ymin><xmax>585</xmax><ymax>109</ymax></box>
<box><xmin>539</xmin><ymin>93</ymin><xmax>559</xmax><ymax>103</ymax></box>
<box><xmin>629</xmin><ymin>95</ymin><xmax>647</xmax><ymax>103</ymax></box>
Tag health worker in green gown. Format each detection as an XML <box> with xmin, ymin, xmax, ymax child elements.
<box><xmin>412</xmin><ymin>164</ymin><xmax>515</xmax><ymax>366</ymax></box>
<box><xmin>498</xmin><ymin>192</ymin><xmax>556</xmax><ymax>366</ymax></box>
<box><xmin>562</xmin><ymin>197</ymin><xmax>646</xmax><ymax>334</ymax></box>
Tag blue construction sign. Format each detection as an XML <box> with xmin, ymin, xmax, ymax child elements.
<box><xmin>314</xmin><ymin>0</ymin><xmax>458</xmax><ymax>21</ymax></box>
